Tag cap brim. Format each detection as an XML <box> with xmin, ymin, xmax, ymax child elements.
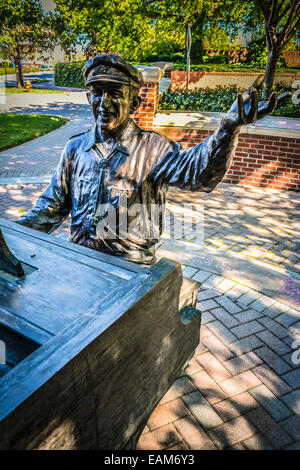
<box><xmin>86</xmin><ymin>74</ymin><xmax>139</xmax><ymax>88</ymax></box>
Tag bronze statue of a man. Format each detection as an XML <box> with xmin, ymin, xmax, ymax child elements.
<box><xmin>17</xmin><ymin>54</ymin><xmax>289</xmax><ymax>265</ymax></box>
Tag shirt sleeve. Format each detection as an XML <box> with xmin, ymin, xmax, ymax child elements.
<box><xmin>151</xmin><ymin>118</ymin><xmax>240</xmax><ymax>192</ymax></box>
<box><xmin>16</xmin><ymin>144</ymin><xmax>71</xmax><ymax>233</ymax></box>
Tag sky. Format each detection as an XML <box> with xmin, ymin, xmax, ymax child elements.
<box><xmin>41</xmin><ymin>0</ymin><xmax>56</xmax><ymax>13</ymax></box>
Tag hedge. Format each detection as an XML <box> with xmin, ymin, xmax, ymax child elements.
<box><xmin>173</xmin><ymin>63</ymin><xmax>300</xmax><ymax>73</ymax></box>
<box><xmin>159</xmin><ymin>84</ymin><xmax>300</xmax><ymax>118</ymax></box>
<box><xmin>55</xmin><ymin>61</ymin><xmax>87</xmax><ymax>88</ymax></box>
<box><xmin>55</xmin><ymin>60</ymin><xmax>300</xmax><ymax>89</ymax></box>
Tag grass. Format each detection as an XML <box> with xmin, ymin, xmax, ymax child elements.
<box><xmin>4</xmin><ymin>86</ymin><xmax>67</xmax><ymax>94</ymax></box>
<box><xmin>0</xmin><ymin>67</ymin><xmax>40</xmax><ymax>75</ymax></box>
<box><xmin>0</xmin><ymin>113</ymin><xmax>68</xmax><ymax>151</ymax></box>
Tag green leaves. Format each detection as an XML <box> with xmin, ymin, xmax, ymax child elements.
<box><xmin>159</xmin><ymin>84</ymin><xmax>299</xmax><ymax>118</ymax></box>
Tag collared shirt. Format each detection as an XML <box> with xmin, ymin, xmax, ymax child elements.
<box><xmin>18</xmin><ymin>119</ymin><xmax>239</xmax><ymax>264</ymax></box>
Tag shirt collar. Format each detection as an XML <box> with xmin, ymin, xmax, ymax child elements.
<box><xmin>84</xmin><ymin>119</ymin><xmax>141</xmax><ymax>154</ymax></box>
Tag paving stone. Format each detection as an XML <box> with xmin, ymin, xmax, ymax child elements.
<box><xmin>241</xmin><ymin>433</ymin><xmax>273</xmax><ymax>450</ymax></box>
<box><xmin>256</xmin><ymin>330</ymin><xmax>290</xmax><ymax>355</ymax></box>
<box><xmin>251</xmin><ymin>364</ymin><xmax>293</xmax><ymax>398</ymax></box>
<box><xmin>282</xmin><ymin>369</ymin><xmax>300</xmax><ymax>389</ymax></box>
<box><xmin>214</xmin><ymin>297</ymin><xmax>242</xmax><ymax>315</ymax></box>
<box><xmin>226</xmin><ymin>442</ymin><xmax>245</xmax><ymax>450</ymax></box>
<box><xmin>197</xmin><ymin>289</ymin><xmax>220</xmax><ymax>301</ymax></box>
<box><xmin>234</xmin><ymin>309</ymin><xmax>263</xmax><ymax>323</ymax></box>
<box><xmin>218</xmin><ymin>371</ymin><xmax>262</xmax><ymax>397</ymax></box>
<box><xmin>246</xmin><ymin>407</ymin><xmax>293</xmax><ymax>449</ymax></box>
<box><xmin>196</xmin><ymin>299</ymin><xmax>219</xmax><ymax>312</ymax></box>
<box><xmin>136</xmin><ymin>423</ymin><xmax>182</xmax><ymax>450</ymax></box>
<box><xmin>238</xmin><ymin>289</ymin><xmax>263</xmax><ymax>307</ymax></box>
<box><xmin>207</xmin><ymin>415</ymin><xmax>257</xmax><ymax>449</ymax></box>
<box><xmin>173</xmin><ymin>415</ymin><xmax>216</xmax><ymax>450</ymax></box>
<box><xmin>289</xmin><ymin>321</ymin><xmax>300</xmax><ymax>336</ymax></box>
<box><xmin>228</xmin><ymin>335</ymin><xmax>264</xmax><ymax>356</ymax></box>
<box><xmin>147</xmin><ymin>398</ymin><xmax>190</xmax><ymax>431</ymax></box>
<box><xmin>223</xmin><ymin>352</ymin><xmax>263</xmax><ymax>375</ymax></box>
<box><xmin>192</xmin><ymin>270</ymin><xmax>211</xmax><ymax>283</ymax></box>
<box><xmin>202</xmin><ymin>335</ymin><xmax>235</xmax><ymax>362</ymax></box>
<box><xmin>276</xmin><ymin>310</ymin><xmax>300</xmax><ymax>327</ymax></box>
<box><xmin>200</xmin><ymin>312</ymin><xmax>215</xmax><ymax>325</ymax></box>
<box><xmin>200</xmin><ymin>324</ymin><xmax>213</xmax><ymax>338</ymax></box>
<box><xmin>189</xmin><ymin>370</ymin><xmax>228</xmax><ymax>404</ymax></box>
<box><xmin>284</xmin><ymin>441</ymin><xmax>300</xmax><ymax>450</ymax></box>
<box><xmin>206</xmin><ymin>320</ymin><xmax>237</xmax><ymax>344</ymax></box>
<box><xmin>248</xmin><ymin>385</ymin><xmax>292</xmax><ymax>422</ymax></box>
<box><xmin>212</xmin><ymin>392</ymin><xmax>259</xmax><ymax>422</ymax></box>
<box><xmin>258</xmin><ymin>316</ymin><xmax>290</xmax><ymax>339</ymax></box>
<box><xmin>166</xmin><ymin>441</ymin><xmax>189</xmax><ymax>450</ymax></box>
<box><xmin>201</xmin><ymin>274</ymin><xmax>223</xmax><ymax>289</ymax></box>
<box><xmin>209</xmin><ymin>307</ymin><xmax>240</xmax><ymax>328</ymax></box>
<box><xmin>231</xmin><ymin>321</ymin><xmax>265</xmax><ymax>339</ymax></box>
<box><xmin>182</xmin><ymin>266</ymin><xmax>199</xmax><ymax>278</ymax></box>
<box><xmin>280</xmin><ymin>415</ymin><xmax>300</xmax><ymax>440</ymax></box>
<box><xmin>194</xmin><ymin>342</ymin><xmax>208</xmax><ymax>356</ymax></box>
<box><xmin>226</xmin><ymin>284</ymin><xmax>251</xmax><ymax>300</ymax></box>
<box><xmin>214</xmin><ymin>279</ymin><xmax>237</xmax><ymax>294</ymax></box>
<box><xmin>181</xmin><ymin>391</ymin><xmax>223</xmax><ymax>430</ymax></box>
<box><xmin>160</xmin><ymin>376</ymin><xmax>196</xmax><ymax>404</ymax></box>
<box><xmin>255</xmin><ymin>346</ymin><xmax>291</xmax><ymax>375</ymax></box>
<box><xmin>281</xmin><ymin>389</ymin><xmax>300</xmax><ymax>414</ymax></box>
<box><xmin>263</xmin><ymin>302</ymin><xmax>291</xmax><ymax>319</ymax></box>
<box><xmin>185</xmin><ymin>357</ymin><xmax>203</xmax><ymax>376</ymax></box>
<box><xmin>249</xmin><ymin>295</ymin><xmax>276</xmax><ymax>312</ymax></box>
<box><xmin>195</xmin><ymin>352</ymin><xmax>232</xmax><ymax>383</ymax></box>
<box><xmin>282</xmin><ymin>351</ymin><xmax>300</xmax><ymax>369</ymax></box>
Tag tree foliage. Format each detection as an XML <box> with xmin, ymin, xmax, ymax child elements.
<box><xmin>0</xmin><ymin>0</ymin><xmax>57</xmax><ymax>86</ymax></box>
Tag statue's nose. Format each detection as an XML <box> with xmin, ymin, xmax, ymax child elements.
<box><xmin>99</xmin><ymin>92</ymin><xmax>111</xmax><ymax>109</ymax></box>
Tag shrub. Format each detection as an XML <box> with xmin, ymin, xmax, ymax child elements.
<box><xmin>54</xmin><ymin>61</ymin><xmax>87</xmax><ymax>88</ymax></box>
<box><xmin>159</xmin><ymin>84</ymin><xmax>300</xmax><ymax>118</ymax></box>
<box><xmin>202</xmin><ymin>54</ymin><xmax>228</xmax><ymax>65</ymax></box>
<box><xmin>144</xmin><ymin>52</ymin><xmax>185</xmax><ymax>63</ymax></box>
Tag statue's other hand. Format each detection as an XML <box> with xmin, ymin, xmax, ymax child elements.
<box><xmin>222</xmin><ymin>74</ymin><xmax>291</xmax><ymax>132</ymax></box>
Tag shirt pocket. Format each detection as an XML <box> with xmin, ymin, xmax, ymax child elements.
<box><xmin>72</xmin><ymin>171</ymin><xmax>98</xmax><ymax>209</ymax></box>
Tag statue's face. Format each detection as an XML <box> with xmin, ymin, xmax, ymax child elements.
<box><xmin>89</xmin><ymin>82</ymin><xmax>133</xmax><ymax>134</ymax></box>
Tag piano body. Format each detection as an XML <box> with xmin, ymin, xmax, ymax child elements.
<box><xmin>0</xmin><ymin>218</ymin><xmax>200</xmax><ymax>450</ymax></box>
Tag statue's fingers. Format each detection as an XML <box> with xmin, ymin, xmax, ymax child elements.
<box><xmin>246</xmin><ymin>88</ymin><xmax>258</xmax><ymax>123</ymax></box>
<box><xmin>258</xmin><ymin>91</ymin><xmax>278</xmax><ymax>118</ymax></box>
<box><xmin>246</xmin><ymin>74</ymin><xmax>265</xmax><ymax>94</ymax></box>
<box><xmin>237</xmin><ymin>93</ymin><xmax>245</xmax><ymax>123</ymax></box>
<box><xmin>277</xmin><ymin>91</ymin><xmax>292</xmax><ymax>108</ymax></box>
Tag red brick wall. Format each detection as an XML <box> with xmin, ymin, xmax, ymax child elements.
<box><xmin>155</xmin><ymin>127</ymin><xmax>300</xmax><ymax>191</ymax></box>
<box><xmin>132</xmin><ymin>82</ymin><xmax>159</xmax><ymax>130</ymax></box>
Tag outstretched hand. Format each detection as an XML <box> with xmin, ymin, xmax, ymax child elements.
<box><xmin>222</xmin><ymin>75</ymin><xmax>291</xmax><ymax>132</ymax></box>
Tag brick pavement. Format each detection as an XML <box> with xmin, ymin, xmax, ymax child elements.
<box><xmin>0</xmin><ymin>182</ymin><xmax>299</xmax><ymax>450</ymax></box>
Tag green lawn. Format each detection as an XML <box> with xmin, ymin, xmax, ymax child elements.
<box><xmin>5</xmin><ymin>86</ymin><xmax>67</xmax><ymax>94</ymax></box>
<box><xmin>0</xmin><ymin>114</ymin><xmax>68</xmax><ymax>151</ymax></box>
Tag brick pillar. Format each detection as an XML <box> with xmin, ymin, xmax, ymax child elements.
<box><xmin>132</xmin><ymin>66</ymin><xmax>161</xmax><ymax>131</ymax></box>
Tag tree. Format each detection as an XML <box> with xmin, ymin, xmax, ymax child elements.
<box><xmin>256</xmin><ymin>0</ymin><xmax>300</xmax><ymax>98</ymax></box>
<box><xmin>0</xmin><ymin>0</ymin><xmax>57</xmax><ymax>87</ymax></box>
<box><xmin>218</xmin><ymin>0</ymin><xmax>300</xmax><ymax>98</ymax></box>
<box><xmin>53</xmin><ymin>0</ymin><xmax>160</xmax><ymax>61</ymax></box>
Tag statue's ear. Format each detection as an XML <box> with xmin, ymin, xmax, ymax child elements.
<box><xmin>86</xmin><ymin>91</ymin><xmax>91</xmax><ymax>105</ymax></box>
<box><xmin>130</xmin><ymin>95</ymin><xmax>141</xmax><ymax>114</ymax></box>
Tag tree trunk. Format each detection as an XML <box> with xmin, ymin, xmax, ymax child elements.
<box><xmin>15</xmin><ymin>51</ymin><xmax>24</xmax><ymax>88</ymax></box>
<box><xmin>263</xmin><ymin>48</ymin><xmax>280</xmax><ymax>100</ymax></box>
